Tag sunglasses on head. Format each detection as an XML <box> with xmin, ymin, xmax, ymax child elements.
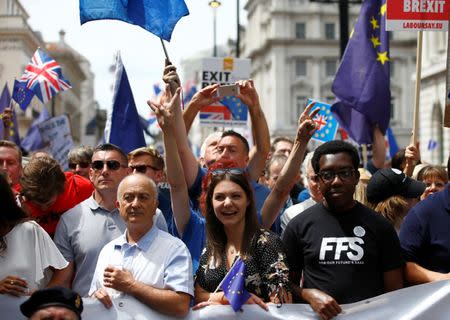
<box><xmin>129</xmin><ymin>164</ymin><xmax>160</xmax><ymax>174</ymax></box>
<box><xmin>91</xmin><ymin>160</ymin><xmax>126</xmax><ymax>171</ymax></box>
<box><xmin>68</xmin><ymin>161</ymin><xmax>90</xmax><ymax>170</ymax></box>
<box><xmin>211</xmin><ymin>168</ymin><xmax>244</xmax><ymax>176</ymax></box>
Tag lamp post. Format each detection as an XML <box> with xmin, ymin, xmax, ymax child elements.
<box><xmin>209</xmin><ymin>0</ymin><xmax>221</xmax><ymax>57</ymax></box>
<box><xmin>236</xmin><ymin>0</ymin><xmax>240</xmax><ymax>57</ymax></box>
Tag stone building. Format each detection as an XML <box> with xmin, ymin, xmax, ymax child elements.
<box><xmin>0</xmin><ymin>0</ymin><xmax>102</xmax><ymax>147</ymax></box>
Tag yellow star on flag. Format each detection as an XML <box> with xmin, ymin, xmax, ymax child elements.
<box><xmin>377</xmin><ymin>51</ymin><xmax>389</xmax><ymax>65</ymax></box>
<box><xmin>370</xmin><ymin>17</ymin><xmax>379</xmax><ymax>29</ymax></box>
<box><xmin>371</xmin><ymin>36</ymin><xmax>381</xmax><ymax>48</ymax></box>
<box><xmin>380</xmin><ymin>3</ymin><xmax>387</xmax><ymax>16</ymax></box>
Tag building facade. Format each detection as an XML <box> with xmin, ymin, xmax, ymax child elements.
<box><xmin>0</xmin><ymin>0</ymin><xmax>101</xmax><ymax>148</ymax></box>
<box><xmin>243</xmin><ymin>0</ymin><xmax>419</xmax><ymax>150</ymax></box>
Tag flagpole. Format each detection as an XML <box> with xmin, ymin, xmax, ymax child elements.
<box><xmin>444</xmin><ymin>17</ymin><xmax>450</xmax><ymax>128</ymax></box>
<box><xmin>411</xmin><ymin>31</ymin><xmax>423</xmax><ymax>144</ymax></box>
<box><xmin>160</xmin><ymin>38</ymin><xmax>171</xmax><ymax>63</ymax></box>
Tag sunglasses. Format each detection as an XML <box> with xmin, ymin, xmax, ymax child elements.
<box><xmin>211</xmin><ymin>168</ymin><xmax>244</xmax><ymax>176</ymax></box>
<box><xmin>68</xmin><ymin>161</ymin><xmax>90</xmax><ymax>170</ymax></box>
<box><xmin>129</xmin><ymin>164</ymin><xmax>160</xmax><ymax>174</ymax></box>
<box><xmin>91</xmin><ymin>160</ymin><xmax>127</xmax><ymax>171</ymax></box>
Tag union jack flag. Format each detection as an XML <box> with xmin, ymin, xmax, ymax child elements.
<box><xmin>20</xmin><ymin>48</ymin><xmax>71</xmax><ymax>104</ymax></box>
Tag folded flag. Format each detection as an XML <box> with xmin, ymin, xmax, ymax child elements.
<box><xmin>79</xmin><ymin>0</ymin><xmax>190</xmax><ymax>41</ymax></box>
<box><xmin>220</xmin><ymin>257</ymin><xmax>251</xmax><ymax>312</ymax></box>
<box><xmin>20</xmin><ymin>48</ymin><xmax>71</xmax><ymax>104</ymax></box>
<box><xmin>12</xmin><ymin>80</ymin><xmax>35</xmax><ymax>111</ymax></box>
<box><xmin>104</xmin><ymin>53</ymin><xmax>146</xmax><ymax>154</ymax></box>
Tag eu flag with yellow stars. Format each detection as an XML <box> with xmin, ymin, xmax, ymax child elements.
<box><xmin>220</xmin><ymin>96</ymin><xmax>248</xmax><ymax>122</ymax></box>
<box><xmin>220</xmin><ymin>257</ymin><xmax>251</xmax><ymax>312</ymax></box>
<box><xmin>331</xmin><ymin>0</ymin><xmax>390</xmax><ymax>144</ymax></box>
<box><xmin>12</xmin><ymin>80</ymin><xmax>34</xmax><ymax>111</ymax></box>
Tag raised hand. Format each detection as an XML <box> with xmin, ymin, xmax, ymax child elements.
<box><xmin>162</xmin><ymin>60</ymin><xmax>181</xmax><ymax>95</ymax></box>
<box><xmin>296</xmin><ymin>101</ymin><xmax>320</xmax><ymax>142</ymax></box>
<box><xmin>147</xmin><ymin>87</ymin><xmax>181</xmax><ymax>131</ymax></box>
<box><xmin>236</xmin><ymin>79</ymin><xmax>260</xmax><ymax>109</ymax></box>
<box><xmin>189</xmin><ymin>84</ymin><xmax>221</xmax><ymax>109</ymax></box>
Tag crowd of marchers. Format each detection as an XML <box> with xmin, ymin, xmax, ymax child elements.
<box><xmin>1</xmin><ymin>62</ymin><xmax>449</xmax><ymax>320</ymax></box>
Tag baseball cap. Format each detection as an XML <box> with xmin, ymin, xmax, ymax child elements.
<box><xmin>367</xmin><ymin>168</ymin><xmax>426</xmax><ymax>203</ymax></box>
<box><xmin>20</xmin><ymin>287</ymin><xmax>83</xmax><ymax>319</ymax></box>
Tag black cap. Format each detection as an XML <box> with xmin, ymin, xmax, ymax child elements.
<box><xmin>367</xmin><ymin>168</ymin><xmax>426</xmax><ymax>203</ymax></box>
<box><xmin>20</xmin><ymin>287</ymin><xmax>83</xmax><ymax>319</ymax></box>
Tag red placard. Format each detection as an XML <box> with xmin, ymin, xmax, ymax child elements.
<box><xmin>386</xmin><ymin>0</ymin><xmax>450</xmax><ymax>31</ymax></box>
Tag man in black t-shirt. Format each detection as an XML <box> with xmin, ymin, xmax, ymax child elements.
<box><xmin>283</xmin><ymin>141</ymin><xmax>404</xmax><ymax>320</ymax></box>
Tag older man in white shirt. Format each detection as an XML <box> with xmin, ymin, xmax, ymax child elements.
<box><xmin>89</xmin><ymin>174</ymin><xmax>193</xmax><ymax>318</ymax></box>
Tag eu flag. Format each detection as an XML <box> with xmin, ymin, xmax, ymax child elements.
<box><xmin>220</xmin><ymin>257</ymin><xmax>251</xmax><ymax>312</ymax></box>
<box><xmin>105</xmin><ymin>53</ymin><xmax>146</xmax><ymax>154</ymax></box>
<box><xmin>79</xmin><ymin>0</ymin><xmax>189</xmax><ymax>41</ymax></box>
<box><xmin>12</xmin><ymin>80</ymin><xmax>34</xmax><ymax>111</ymax></box>
<box><xmin>331</xmin><ymin>0</ymin><xmax>390</xmax><ymax>144</ymax></box>
<box><xmin>21</xmin><ymin>108</ymin><xmax>51</xmax><ymax>152</ymax></box>
<box><xmin>0</xmin><ymin>84</ymin><xmax>21</xmax><ymax>145</ymax></box>
<box><xmin>220</xmin><ymin>96</ymin><xmax>248</xmax><ymax>122</ymax></box>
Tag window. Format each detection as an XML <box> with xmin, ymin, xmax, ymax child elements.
<box><xmin>295</xmin><ymin>96</ymin><xmax>307</xmax><ymax>121</ymax></box>
<box><xmin>325</xmin><ymin>23</ymin><xmax>335</xmax><ymax>40</ymax></box>
<box><xmin>390</xmin><ymin>96</ymin><xmax>395</xmax><ymax>120</ymax></box>
<box><xmin>325</xmin><ymin>59</ymin><xmax>337</xmax><ymax>77</ymax></box>
<box><xmin>295</xmin><ymin>23</ymin><xmax>306</xmax><ymax>39</ymax></box>
<box><xmin>295</xmin><ymin>59</ymin><xmax>307</xmax><ymax>77</ymax></box>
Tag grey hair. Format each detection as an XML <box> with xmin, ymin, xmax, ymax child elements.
<box><xmin>117</xmin><ymin>173</ymin><xmax>158</xmax><ymax>201</ymax></box>
<box><xmin>200</xmin><ymin>131</ymin><xmax>223</xmax><ymax>157</ymax></box>
<box><xmin>68</xmin><ymin>145</ymin><xmax>94</xmax><ymax>163</ymax></box>
<box><xmin>301</xmin><ymin>151</ymin><xmax>315</xmax><ymax>188</ymax></box>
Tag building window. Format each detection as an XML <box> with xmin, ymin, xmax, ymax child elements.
<box><xmin>325</xmin><ymin>59</ymin><xmax>337</xmax><ymax>77</ymax></box>
<box><xmin>295</xmin><ymin>96</ymin><xmax>307</xmax><ymax>121</ymax></box>
<box><xmin>295</xmin><ymin>59</ymin><xmax>307</xmax><ymax>77</ymax></box>
<box><xmin>295</xmin><ymin>23</ymin><xmax>306</xmax><ymax>39</ymax></box>
<box><xmin>390</xmin><ymin>96</ymin><xmax>395</xmax><ymax>120</ymax></box>
<box><xmin>325</xmin><ymin>23</ymin><xmax>335</xmax><ymax>39</ymax></box>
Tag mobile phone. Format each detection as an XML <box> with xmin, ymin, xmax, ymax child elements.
<box><xmin>216</xmin><ymin>84</ymin><xmax>240</xmax><ymax>97</ymax></box>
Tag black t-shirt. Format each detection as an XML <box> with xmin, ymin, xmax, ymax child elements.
<box><xmin>283</xmin><ymin>202</ymin><xmax>404</xmax><ymax>304</ymax></box>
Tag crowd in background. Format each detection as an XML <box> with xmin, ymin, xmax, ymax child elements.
<box><xmin>0</xmin><ymin>62</ymin><xmax>449</xmax><ymax>320</ymax></box>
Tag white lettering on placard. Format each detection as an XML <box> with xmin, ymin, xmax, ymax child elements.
<box><xmin>403</xmin><ymin>0</ymin><xmax>445</xmax><ymax>13</ymax></box>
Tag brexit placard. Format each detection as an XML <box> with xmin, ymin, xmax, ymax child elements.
<box><xmin>386</xmin><ymin>0</ymin><xmax>450</xmax><ymax>31</ymax></box>
<box><xmin>200</xmin><ymin>57</ymin><xmax>251</xmax><ymax>127</ymax></box>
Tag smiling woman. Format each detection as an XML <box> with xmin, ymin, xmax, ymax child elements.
<box><xmin>194</xmin><ymin>160</ymin><xmax>291</xmax><ymax>310</ymax></box>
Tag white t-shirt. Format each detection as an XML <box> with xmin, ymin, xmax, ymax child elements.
<box><xmin>0</xmin><ymin>221</ymin><xmax>68</xmax><ymax>290</ymax></box>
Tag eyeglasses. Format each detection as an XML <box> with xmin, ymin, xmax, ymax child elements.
<box><xmin>68</xmin><ymin>161</ymin><xmax>90</xmax><ymax>170</ymax></box>
<box><xmin>129</xmin><ymin>164</ymin><xmax>160</xmax><ymax>173</ymax></box>
<box><xmin>211</xmin><ymin>168</ymin><xmax>244</xmax><ymax>176</ymax></box>
<box><xmin>317</xmin><ymin>168</ymin><xmax>355</xmax><ymax>183</ymax></box>
<box><xmin>91</xmin><ymin>160</ymin><xmax>127</xmax><ymax>171</ymax></box>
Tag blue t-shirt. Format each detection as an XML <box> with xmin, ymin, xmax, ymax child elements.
<box><xmin>399</xmin><ymin>184</ymin><xmax>450</xmax><ymax>273</ymax></box>
<box><xmin>171</xmin><ymin>209</ymin><xmax>205</xmax><ymax>274</ymax></box>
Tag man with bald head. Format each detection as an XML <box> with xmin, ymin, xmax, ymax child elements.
<box><xmin>90</xmin><ymin>174</ymin><xmax>193</xmax><ymax>318</ymax></box>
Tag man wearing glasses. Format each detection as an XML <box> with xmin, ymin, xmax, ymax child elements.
<box><xmin>283</xmin><ymin>140</ymin><xmax>404</xmax><ymax>320</ymax></box>
<box><xmin>54</xmin><ymin>144</ymin><xmax>166</xmax><ymax>297</ymax></box>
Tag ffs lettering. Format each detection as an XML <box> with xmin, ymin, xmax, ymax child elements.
<box><xmin>320</xmin><ymin>237</ymin><xmax>364</xmax><ymax>261</ymax></box>
<box><xmin>403</xmin><ymin>0</ymin><xmax>445</xmax><ymax>13</ymax></box>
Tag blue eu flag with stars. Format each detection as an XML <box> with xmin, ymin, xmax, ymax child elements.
<box><xmin>331</xmin><ymin>0</ymin><xmax>390</xmax><ymax>144</ymax></box>
<box><xmin>12</xmin><ymin>80</ymin><xmax>34</xmax><ymax>111</ymax></box>
<box><xmin>220</xmin><ymin>96</ymin><xmax>248</xmax><ymax>122</ymax></box>
<box><xmin>221</xmin><ymin>257</ymin><xmax>251</xmax><ymax>312</ymax></box>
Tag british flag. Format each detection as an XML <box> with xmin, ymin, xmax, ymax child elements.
<box><xmin>20</xmin><ymin>48</ymin><xmax>71</xmax><ymax>104</ymax></box>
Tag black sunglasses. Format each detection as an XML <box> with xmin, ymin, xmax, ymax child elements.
<box><xmin>91</xmin><ymin>160</ymin><xmax>126</xmax><ymax>171</ymax></box>
<box><xmin>211</xmin><ymin>168</ymin><xmax>244</xmax><ymax>176</ymax></box>
<box><xmin>317</xmin><ymin>168</ymin><xmax>355</xmax><ymax>183</ymax></box>
<box><xmin>129</xmin><ymin>164</ymin><xmax>160</xmax><ymax>174</ymax></box>
<box><xmin>68</xmin><ymin>161</ymin><xmax>90</xmax><ymax>170</ymax></box>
